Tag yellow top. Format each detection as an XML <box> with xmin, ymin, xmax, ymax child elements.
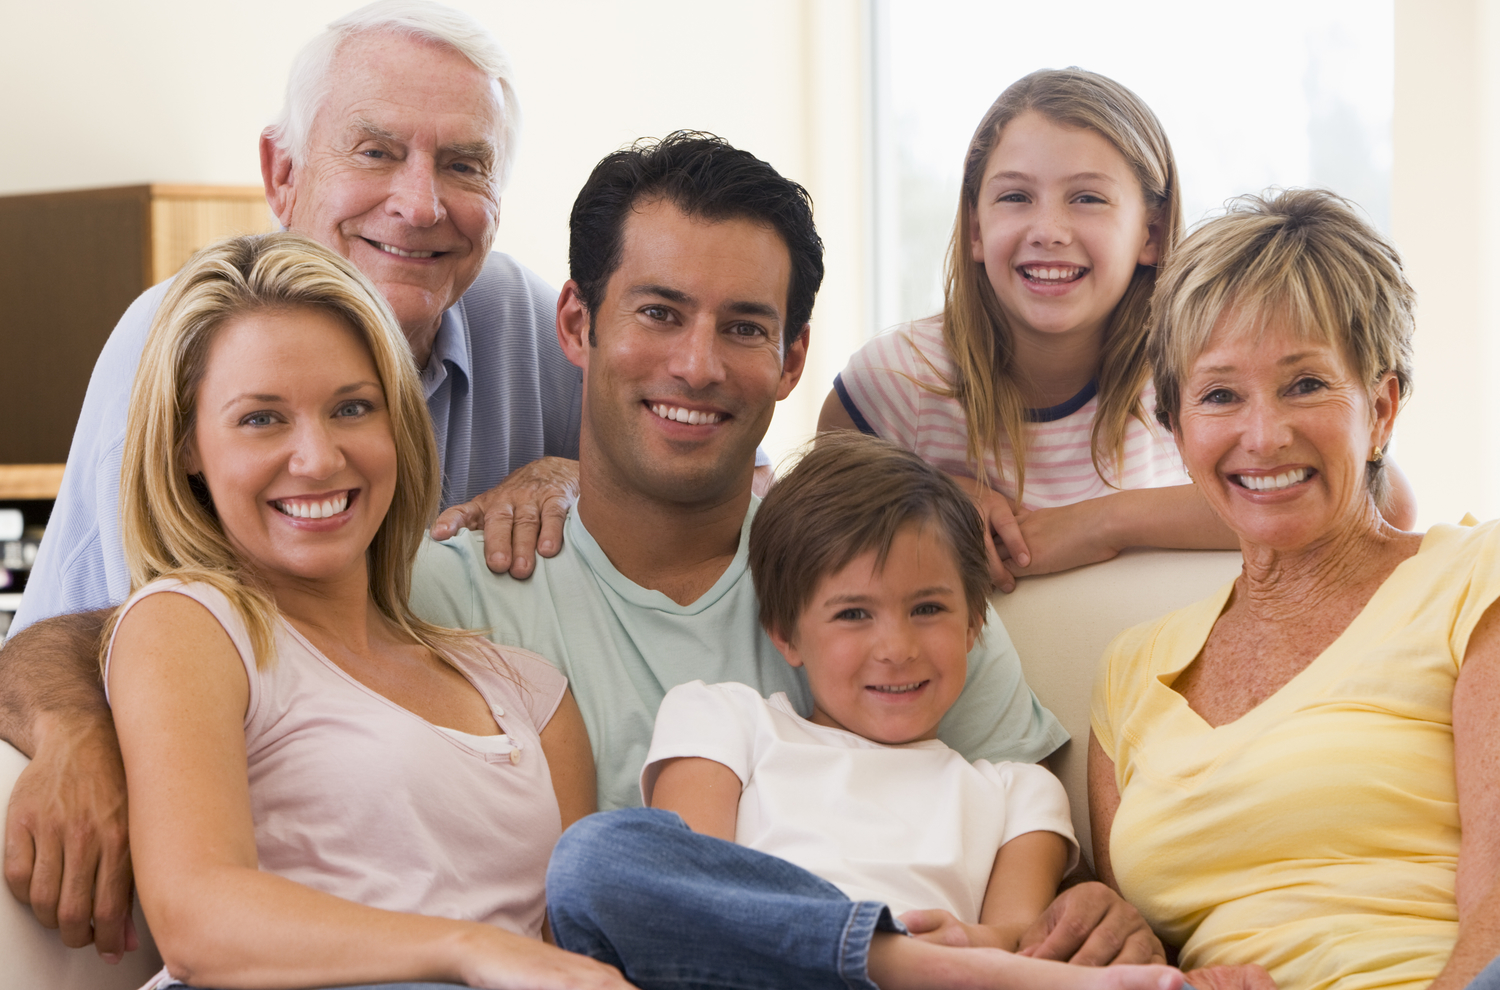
<box><xmin>1091</xmin><ymin>520</ymin><xmax>1500</xmax><ymax>990</ymax></box>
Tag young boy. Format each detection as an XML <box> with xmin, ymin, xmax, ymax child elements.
<box><xmin>547</xmin><ymin>433</ymin><xmax>1181</xmax><ymax>990</ymax></box>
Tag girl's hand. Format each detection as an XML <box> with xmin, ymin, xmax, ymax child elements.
<box><xmin>1009</xmin><ymin>500</ymin><xmax>1122</xmax><ymax>578</ymax></box>
<box><xmin>952</xmin><ymin>478</ymin><xmax>1031</xmax><ymax>593</ymax></box>
<box><xmin>456</xmin><ymin>926</ymin><xmax>632</xmax><ymax>990</ymax></box>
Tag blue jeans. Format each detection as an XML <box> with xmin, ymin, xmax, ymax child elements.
<box><xmin>547</xmin><ymin>807</ymin><xmax>905</xmax><ymax>990</ymax></box>
<box><xmin>1468</xmin><ymin>955</ymin><xmax>1500</xmax><ymax>990</ymax></box>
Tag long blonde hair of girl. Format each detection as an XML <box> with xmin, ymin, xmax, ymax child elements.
<box><xmin>941</xmin><ymin>67</ymin><xmax>1183</xmax><ymax>500</ymax></box>
<box><xmin>109</xmin><ymin>232</ymin><xmax>466</xmax><ymax>669</ymax></box>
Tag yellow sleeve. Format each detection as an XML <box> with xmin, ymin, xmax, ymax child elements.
<box><xmin>1451</xmin><ymin>520</ymin><xmax>1500</xmax><ymax>666</ymax></box>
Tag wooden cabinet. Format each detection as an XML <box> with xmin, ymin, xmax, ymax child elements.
<box><xmin>0</xmin><ymin>184</ymin><xmax>277</xmax><ymax>464</ymax></box>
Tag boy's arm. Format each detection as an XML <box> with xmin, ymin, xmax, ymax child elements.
<box><xmin>648</xmin><ymin>756</ymin><xmax>742</xmax><ymax>842</ymax></box>
<box><xmin>901</xmin><ymin>830</ymin><xmax>1068</xmax><ymax>951</ymax></box>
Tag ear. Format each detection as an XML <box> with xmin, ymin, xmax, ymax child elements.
<box><xmin>1371</xmin><ymin>371</ymin><xmax>1401</xmax><ymax>450</ymax></box>
<box><xmin>768</xmin><ymin>626</ymin><xmax>805</xmax><ymax>669</ymax></box>
<box><xmin>968</xmin><ymin>204</ymin><xmax>985</xmax><ymax>264</ymax></box>
<box><xmin>1137</xmin><ymin>209</ymin><xmax>1164</xmax><ymax>267</ymax></box>
<box><xmin>556</xmin><ymin>280</ymin><xmax>592</xmax><ymax>371</ymax></box>
<box><xmin>965</xmin><ymin>617</ymin><xmax>979</xmax><ymax>655</ymax></box>
<box><xmin>180</xmin><ymin>436</ymin><xmax>202</xmax><ymax>477</ymax></box>
<box><xmin>775</xmin><ymin>324</ymin><xmax>810</xmax><ymax>401</ymax></box>
<box><xmin>260</xmin><ymin>128</ymin><xmax>296</xmax><ymax>228</ymax></box>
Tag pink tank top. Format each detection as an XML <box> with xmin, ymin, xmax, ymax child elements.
<box><xmin>106</xmin><ymin>579</ymin><xmax>567</xmax><ymax>936</ymax></box>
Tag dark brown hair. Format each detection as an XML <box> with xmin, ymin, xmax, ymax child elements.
<box><xmin>750</xmin><ymin>432</ymin><xmax>990</xmax><ymax>642</ymax></box>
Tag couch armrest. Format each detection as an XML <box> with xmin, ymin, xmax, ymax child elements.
<box><xmin>992</xmin><ymin>548</ymin><xmax>1242</xmax><ymax>868</ymax></box>
<box><xmin>0</xmin><ymin>738</ymin><xmax>161</xmax><ymax>988</ymax></box>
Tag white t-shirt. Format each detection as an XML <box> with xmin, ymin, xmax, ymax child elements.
<box><xmin>642</xmin><ymin>680</ymin><xmax>1078</xmax><ymax>921</ymax></box>
<box><xmin>835</xmin><ymin>316</ymin><xmax>1189</xmax><ymax>508</ymax></box>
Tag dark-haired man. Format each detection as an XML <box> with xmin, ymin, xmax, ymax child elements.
<box><xmin>413</xmin><ymin>131</ymin><xmax>1162</xmax><ymax>966</ymax></box>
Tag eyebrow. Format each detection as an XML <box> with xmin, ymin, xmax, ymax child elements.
<box><xmin>986</xmin><ymin>170</ymin><xmax>1119</xmax><ymax>185</ymax></box>
<box><xmin>217</xmin><ymin>381</ymin><xmax>379</xmax><ymax>413</ymax></box>
<box><xmin>349</xmin><ymin>117</ymin><xmax>496</xmax><ymax>167</ymax></box>
<box><xmin>1196</xmin><ymin>351</ymin><xmax>1329</xmax><ymax>375</ymax></box>
<box><xmin>821</xmin><ymin>585</ymin><xmax>956</xmax><ymax>607</ymax></box>
<box><xmin>627</xmin><ymin>284</ymin><xmax>783</xmax><ymax>323</ymax></box>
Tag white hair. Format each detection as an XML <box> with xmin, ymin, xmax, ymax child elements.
<box><xmin>266</xmin><ymin>0</ymin><xmax>521</xmax><ymax>191</ymax></box>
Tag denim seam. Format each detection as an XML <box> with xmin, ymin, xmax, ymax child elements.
<box><xmin>836</xmin><ymin>900</ymin><xmax>884</xmax><ymax>990</ymax></box>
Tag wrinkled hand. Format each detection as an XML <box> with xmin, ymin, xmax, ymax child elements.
<box><xmin>1183</xmin><ymin>965</ymin><xmax>1277</xmax><ymax>990</ymax></box>
<box><xmin>4</xmin><ymin>716</ymin><xmax>136</xmax><ymax>960</ymax></box>
<box><xmin>1017</xmin><ymin>881</ymin><xmax>1165</xmax><ymax>965</ymax></box>
<box><xmin>430</xmin><ymin>457</ymin><xmax>579</xmax><ymax>578</ymax></box>
<box><xmin>1006</xmin><ymin>499</ymin><xmax>1121</xmax><ymax>579</ymax></box>
<box><xmin>899</xmin><ymin>907</ymin><xmax>994</xmax><ymax>948</ymax></box>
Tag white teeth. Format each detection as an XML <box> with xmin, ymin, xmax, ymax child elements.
<box><xmin>650</xmin><ymin>403</ymin><xmax>725</xmax><ymax>426</ymax></box>
<box><xmin>274</xmin><ymin>493</ymin><xmax>350</xmax><ymax>519</ymax></box>
<box><xmin>1236</xmin><ymin>468</ymin><xmax>1309</xmax><ymax>492</ymax></box>
<box><xmin>1023</xmin><ymin>265</ymin><xmax>1084</xmax><ymax>282</ymax></box>
<box><xmin>375</xmin><ymin>242</ymin><xmax>436</xmax><ymax>259</ymax></box>
<box><xmin>869</xmin><ymin>682</ymin><xmax>925</xmax><ymax>694</ymax></box>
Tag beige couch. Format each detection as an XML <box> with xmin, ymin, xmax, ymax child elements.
<box><xmin>0</xmin><ymin>547</ymin><xmax>1242</xmax><ymax>989</ymax></box>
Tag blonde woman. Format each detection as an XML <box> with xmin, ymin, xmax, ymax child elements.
<box><xmin>104</xmin><ymin>232</ymin><xmax>623</xmax><ymax>990</ymax></box>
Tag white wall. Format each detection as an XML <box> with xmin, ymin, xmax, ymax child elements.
<box><xmin>0</xmin><ymin>0</ymin><xmax>869</xmax><ymax>465</ymax></box>
<box><xmin>1392</xmin><ymin>0</ymin><xmax>1500</xmax><ymax>527</ymax></box>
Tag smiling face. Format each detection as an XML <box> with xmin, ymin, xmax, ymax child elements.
<box><xmin>770</xmin><ymin>521</ymin><xmax>979</xmax><ymax>746</ymax></box>
<box><xmin>559</xmin><ymin>197</ymin><xmax>807</xmax><ymax>509</ymax></box>
<box><xmin>267</xmin><ymin>31</ymin><xmax>504</xmax><ymax>362</ymax></box>
<box><xmin>184</xmin><ymin>305</ymin><xmax>397</xmax><ymax>591</ymax></box>
<box><xmin>1175</xmin><ymin>312</ymin><xmax>1399</xmax><ymax>553</ymax></box>
<box><xmin>969</xmin><ymin>111</ymin><xmax>1159</xmax><ymax>347</ymax></box>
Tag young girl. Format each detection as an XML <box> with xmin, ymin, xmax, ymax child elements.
<box><xmin>822</xmin><ymin>68</ymin><xmax>1228</xmax><ymax>591</ymax></box>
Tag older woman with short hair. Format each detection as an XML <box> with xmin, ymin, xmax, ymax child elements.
<box><xmin>1088</xmin><ymin>189</ymin><xmax>1500</xmax><ymax>990</ymax></box>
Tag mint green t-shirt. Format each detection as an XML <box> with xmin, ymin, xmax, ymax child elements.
<box><xmin>411</xmin><ymin>499</ymin><xmax>1068</xmax><ymax>812</ymax></box>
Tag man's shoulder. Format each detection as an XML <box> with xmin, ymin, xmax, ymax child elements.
<box><xmin>457</xmin><ymin>251</ymin><xmax>559</xmax><ymax>331</ymax></box>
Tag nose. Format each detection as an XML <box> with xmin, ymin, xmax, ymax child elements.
<box><xmin>385</xmin><ymin>155</ymin><xmax>446</xmax><ymax>229</ymax></box>
<box><xmin>1027</xmin><ymin>197</ymin><xmax>1072</xmax><ymax>248</ymax></box>
<box><xmin>665</xmin><ymin>319</ymin><xmax>729</xmax><ymax>392</ymax></box>
<box><xmin>288</xmin><ymin>419</ymin><xmax>346</xmax><ymax>480</ymax></box>
<box><xmin>1241</xmin><ymin>393</ymin><xmax>1293</xmax><ymax>455</ymax></box>
<box><xmin>874</xmin><ymin>615</ymin><xmax>919</xmax><ymax>666</ymax></box>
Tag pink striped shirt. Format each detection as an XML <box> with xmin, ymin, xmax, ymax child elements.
<box><xmin>835</xmin><ymin>317</ymin><xmax>1189</xmax><ymax>509</ymax></box>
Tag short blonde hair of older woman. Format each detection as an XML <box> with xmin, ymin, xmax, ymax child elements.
<box><xmin>113</xmin><ymin>231</ymin><xmax>456</xmax><ymax>668</ymax></box>
<box><xmin>1148</xmin><ymin>188</ymin><xmax>1415</xmax><ymax>497</ymax></box>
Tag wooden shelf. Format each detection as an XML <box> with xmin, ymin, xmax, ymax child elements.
<box><xmin>0</xmin><ymin>184</ymin><xmax>277</xmax><ymax>464</ymax></box>
<box><xmin>0</xmin><ymin>464</ymin><xmax>65</xmax><ymax>500</ymax></box>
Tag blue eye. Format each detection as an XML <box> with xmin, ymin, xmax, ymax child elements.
<box><xmin>1289</xmin><ymin>376</ymin><xmax>1326</xmax><ymax>395</ymax></box>
<box><xmin>335</xmin><ymin>400</ymin><xmax>372</xmax><ymax>418</ymax></box>
<box><xmin>240</xmin><ymin>411</ymin><xmax>275</xmax><ymax>427</ymax></box>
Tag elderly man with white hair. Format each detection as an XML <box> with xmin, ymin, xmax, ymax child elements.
<box><xmin>0</xmin><ymin>0</ymin><xmax>599</xmax><ymax>960</ymax></box>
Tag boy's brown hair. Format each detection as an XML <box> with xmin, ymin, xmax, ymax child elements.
<box><xmin>750</xmin><ymin>432</ymin><xmax>990</xmax><ymax>642</ymax></box>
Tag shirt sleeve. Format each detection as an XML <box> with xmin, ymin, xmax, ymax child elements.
<box><xmin>639</xmin><ymin>680</ymin><xmax>758</xmax><ymax>805</ymax></box>
<box><xmin>410</xmin><ymin>533</ymin><xmax>484</xmax><ymax>632</ymax></box>
<box><xmin>835</xmin><ymin>326</ymin><xmax>935</xmax><ymax>450</ymax></box>
<box><xmin>937</xmin><ymin>605</ymin><xmax>1069</xmax><ymax>764</ymax></box>
<box><xmin>483</xmin><ymin>642</ymin><xmax>568</xmax><ymax>733</ymax></box>
<box><xmin>975</xmin><ymin>759</ymin><xmax>1081</xmax><ymax>874</ymax></box>
<box><xmin>12</xmin><ymin>282</ymin><xmax>172</xmax><ymax>634</ymax></box>
<box><xmin>1451</xmin><ymin>519</ymin><xmax>1500</xmax><ymax>666</ymax></box>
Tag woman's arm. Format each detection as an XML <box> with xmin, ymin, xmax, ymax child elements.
<box><xmin>109</xmin><ymin>592</ymin><xmax>625</xmax><ymax>990</ymax></box>
<box><xmin>1087</xmin><ymin>730</ymin><xmax>1124</xmax><ymax>892</ymax></box>
<box><xmin>648</xmin><ymin>756</ymin><xmax>742</xmax><ymax>842</ymax></box>
<box><xmin>1431</xmin><ymin>597</ymin><xmax>1500</xmax><ymax>990</ymax></box>
<box><xmin>539</xmin><ymin>689</ymin><xmax>596</xmax><ymax>832</ymax></box>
